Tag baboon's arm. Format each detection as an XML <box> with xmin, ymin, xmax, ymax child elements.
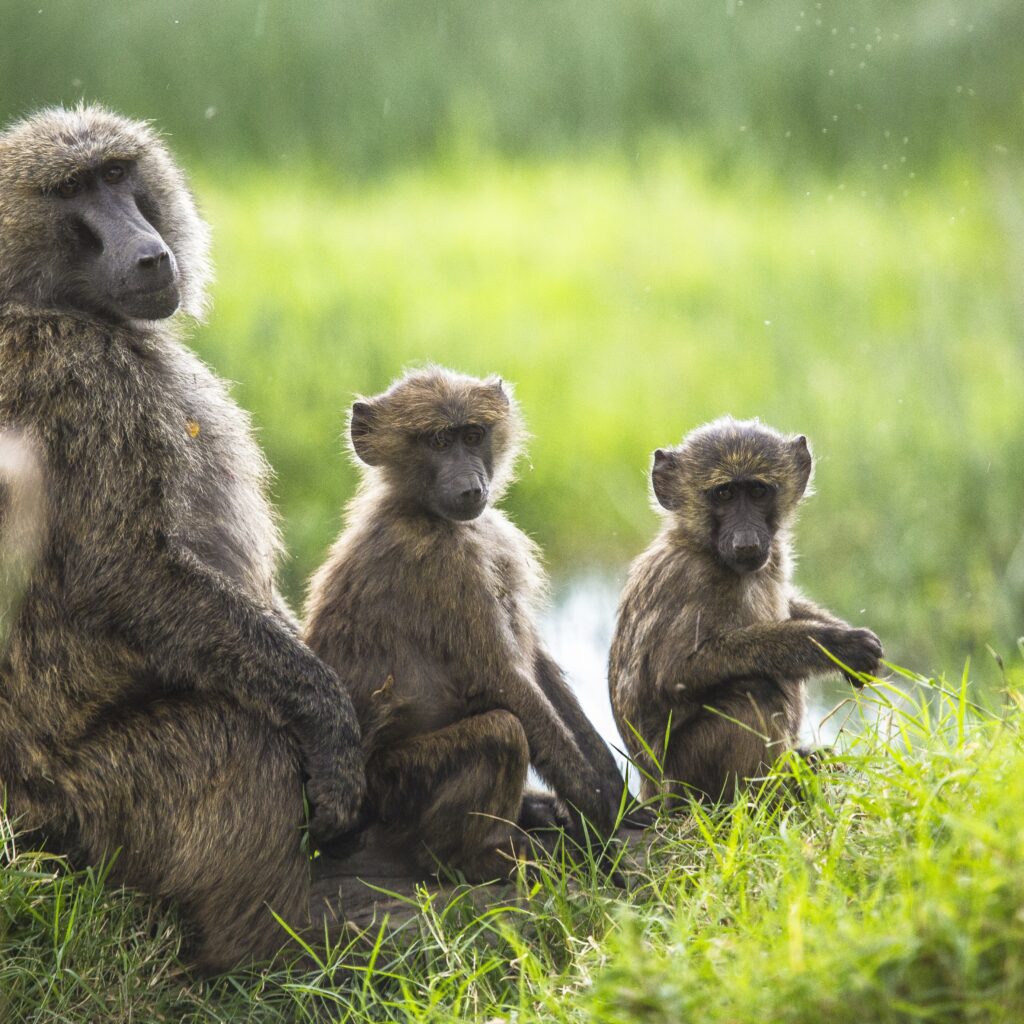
<box><xmin>113</xmin><ymin>546</ymin><xmax>353</xmax><ymax>732</ymax></box>
<box><xmin>662</xmin><ymin>617</ymin><xmax>879</xmax><ymax>699</ymax></box>
<box><xmin>788</xmin><ymin>594</ymin><xmax>847</xmax><ymax>627</ymax></box>
<box><xmin>73</xmin><ymin>537</ymin><xmax>365</xmax><ymax>842</ymax></box>
<box><xmin>533</xmin><ymin>646</ymin><xmax>625</xmax><ymax>811</ymax></box>
<box><xmin>478</xmin><ymin>658</ymin><xmax>619</xmax><ymax>833</ymax></box>
<box><xmin>787</xmin><ymin>596</ymin><xmax>879</xmax><ymax>687</ymax></box>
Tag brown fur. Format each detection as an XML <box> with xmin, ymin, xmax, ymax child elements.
<box><xmin>0</xmin><ymin>105</ymin><xmax>365</xmax><ymax>973</ymax></box>
<box><xmin>304</xmin><ymin>367</ymin><xmax>626</xmax><ymax>880</ymax></box>
<box><xmin>609</xmin><ymin>417</ymin><xmax>883</xmax><ymax>805</ymax></box>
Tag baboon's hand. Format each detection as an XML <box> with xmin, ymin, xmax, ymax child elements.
<box><xmin>302</xmin><ymin>732</ymin><xmax>368</xmax><ymax>849</ymax></box>
<box><xmin>305</xmin><ymin>748</ymin><xmax>367</xmax><ymax>848</ymax></box>
<box><xmin>812</xmin><ymin>625</ymin><xmax>883</xmax><ymax>685</ymax></box>
<box><xmin>570</xmin><ymin>765</ymin><xmax>625</xmax><ymax>838</ymax></box>
<box><xmin>518</xmin><ymin>791</ymin><xmax>575</xmax><ymax>831</ymax></box>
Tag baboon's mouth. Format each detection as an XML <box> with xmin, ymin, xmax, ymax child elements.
<box><xmin>447</xmin><ymin>502</ymin><xmax>487</xmax><ymax>522</ymax></box>
<box><xmin>120</xmin><ymin>281</ymin><xmax>181</xmax><ymax>320</ymax></box>
<box><xmin>731</xmin><ymin>554</ymin><xmax>770</xmax><ymax>574</ymax></box>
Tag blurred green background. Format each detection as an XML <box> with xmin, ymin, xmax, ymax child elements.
<box><xmin>1</xmin><ymin>0</ymin><xmax>1021</xmax><ymax>679</ymax></box>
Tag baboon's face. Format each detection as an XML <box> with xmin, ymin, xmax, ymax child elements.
<box><xmin>418</xmin><ymin>423</ymin><xmax>494</xmax><ymax>521</ymax></box>
<box><xmin>48</xmin><ymin>158</ymin><xmax>180</xmax><ymax>321</ymax></box>
<box><xmin>651</xmin><ymin>419</ymin><xmax>814</xmax><ymax>572</ymax></box>
<box><xmin>706</xmin><ymin>477</ymin><xmax>778</xmax><ymax>574</ymax></box>
<box><xmin>1</xmin><ymin>107</ymin><xmax>210</xmax><ymax>320</ymax></box>
<box><xmin>349</xmin><ymin>370</ymin><xmax>523</xmax><ymax>516</ymax></box>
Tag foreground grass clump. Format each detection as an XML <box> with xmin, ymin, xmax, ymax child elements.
<box><xmin>4</xmin><ymin>670</ymin><xmax>1024</xmax><ymax>1022</ymax></box>
<box><xmin>588</xmin><ymin>675</ymin><xmax>1024</xmax><ymax>1023</ymax></box>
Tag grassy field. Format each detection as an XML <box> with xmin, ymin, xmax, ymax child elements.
<box><xmin>3</xmin><ymin>2</ymin><xmax>1023</xmax><ymax>1019</ymax></box>
<box><xmin>187</xmin><ymin>146</ymin><xmax>1023</xmax><ymax>680</ymax></box>
<box><xmin>2</xmin><ymin>142</ymin><xmax>1021</xmax><ymax>1020</ymax></box>
<box><xmin>5</xmin><ymin>672</ymin><xmax>1024</xmax><ymax>1022</ymax></box>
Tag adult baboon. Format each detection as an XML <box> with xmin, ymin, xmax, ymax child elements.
<box><xmin>609</xmin><ymin>417</ymin><xmax>883</xmax><ymax>805</ymax></box>
<box><xmin>0</xmin><ymin>105</ymin><xmax>365</xmax><ymax>973</ymax></box>
<box><xmin>304</xmin><ymin>367</ymin><xmax>627</xmax><ymax>880</ymax></box>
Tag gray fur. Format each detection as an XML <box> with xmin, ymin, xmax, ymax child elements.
<box><xmin>0</xmin><ymin>105</ymin><xmax>365</xmax><ymax>973</ymax></box>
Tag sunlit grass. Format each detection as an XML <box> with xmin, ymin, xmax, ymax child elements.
<box><xmin>185</xmin><ymin>145</ymin><xmax>1023</xmax><ymax>678</ymax></box>
<box><xmin>6</xmin><ymin>663</ymin><xmax>1024</xmax><ymax>1021</ymax></box>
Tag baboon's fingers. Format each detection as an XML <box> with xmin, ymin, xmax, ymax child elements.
<box><xmin>315</xmin><ymin>801</ymin><xmax>373</xmax><ymax>860</ymax></box>
<box><xmin>518</xmin><ymin>790</ymin><xmax>573</xmax><ymax>831</ymax></box>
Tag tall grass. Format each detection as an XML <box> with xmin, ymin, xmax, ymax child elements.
<box><xmin>185</xmin><ymin>146</ymin><xmax>1024</xmax><ymax>679</ymax></box>
<box><xmin>5</xmin><ymin>666</ymin><xmax>1024</xmax><ymax>1021</ymax></box>
<box><xmin>1</xmin><ymin>1</ymin><xmax>1020</xmax><ymax>176</ymax></box>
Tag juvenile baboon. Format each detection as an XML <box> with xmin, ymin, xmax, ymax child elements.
<box><xmin>304</xmin><ymin>367</ymin><xmax>627</xmax><ymax>880</ymax></box>
<box><xmin>0</xmin><ymin>105</ymin><xmax>365</xmax><ymax>972</ymax></box>
<box><xmin>609</xmin><ymin>417</ymin><xmax>883</xmax><ymax>805</ymax></box>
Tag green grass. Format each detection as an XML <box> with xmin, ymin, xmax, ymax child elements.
<box><xmin>3</xmin><ymin>5</ymin><xmax>1021</xmax><ymax>1017</ymax></box>
<box><xmin>2</xmin><ymin>35</ymin><xmax>1022</xmax><ymax>1011</ymax></box>
<box><xmin>186</xmin><ymin>145</ymin><xmax>1023</xmax><ymax>678</ymax></box>
<box><xmin>1</xmin><ymin>1</ymin><xmax>1020</xmax><ymax>175</ymax></box>
<box><xmin>6</xmin><ymin>663</ymin><xmax>1024</xmax><ymax>1023</ymax></box>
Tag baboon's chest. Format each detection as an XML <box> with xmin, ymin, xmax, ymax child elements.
<box><xmin>726</xmin><ymin>576</ymin><xmax>790</xmax><ymax>628</ymax></box>
<box><xmin>144</xmin><ymin>353</ymin><xmax>278</xmax><ymax>601</ymax></box>
<box><xmin>478</xmin><ymin>550</ymin><xmax>535</xmax><ymax>649</ymax></box>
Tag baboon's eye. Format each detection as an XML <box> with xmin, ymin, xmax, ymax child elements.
<box><xmin>427</xmin><ymin>432</ymin><xmax>451</xmax><ymax>451</ymax></box>
<box><xmin>101</xmin><ymin>161</ymin><xmax>127</xmax><ymax>184</ymax></box>
<box><xmin>711</xmin><ymin>483</ymin><xmax>734</xmax><ymax>503</ymax></box>
<box><xmin>462</xmin><ymin>425</ymin><xmax>485</xmax><ymax>447</ymax></box>
<box><xmin>749</xmin><ymin>481</ymin><xmax>768</xmax><ymax>499</ymax></box>
<box><xmin>57</xmin><ymin>176</ymin><xmax>81</xmax><ymax>198</ymax></box>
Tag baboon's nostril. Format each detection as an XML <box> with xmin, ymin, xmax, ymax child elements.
<box><xmin>137</xmin><ymin>246</ymin><xmax>169</xmax><ymax>271</ymax></box>
<box><xmin>135</xmin><ymin>243</ymin><xmax>174</xmax><ymax>289</ymax></box>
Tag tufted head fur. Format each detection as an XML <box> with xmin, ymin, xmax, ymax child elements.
<box><xmin>348</xmin><ymin>365</ymin><xmax>526</xmax><ymax>504</ymax></box>
<box><xmin>0</xmin><ymin>103</ymin><xmax>211</xmax><ymax>319</ymax></box>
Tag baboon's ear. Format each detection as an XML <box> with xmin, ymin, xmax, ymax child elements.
<box><xmin>350</xmin><ymin>401</ymin><xmax>381</xmax><ymax>466</ymax></box>
<box><xmin>791</xmin><ymin>435</ymin><xmax>813</xmax><ymax>496</ymax></box>
<box><xmin>651</xmin><ymin>448</ymin><xmax>682</xmax><ymax>510</ymax></box>
<box><xmin>485</xmin><ymin>377</ymin><xmax>510</xmax><ymax>406</ymax></box>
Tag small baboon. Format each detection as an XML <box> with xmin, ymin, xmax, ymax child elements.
<box><xmin>609</xmin><ymin>417</ymin><xmax>883</xmax><ymax>805</ymax></box>
<box><xmin>0</xmin><ymin>105</ymin><xmax>365</xmax><ymax>972</ymax></box>
<box><xmin>304</xmin><ymin>367</ymin><xmax>627</xmax><ymax>880</ymax></box>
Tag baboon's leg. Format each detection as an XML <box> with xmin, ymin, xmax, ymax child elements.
<box><xmin>59</xmin><ymin>694</ymin><xmax>308</xmax><ymax>974</ymax></box>
<box><xmin>661</xmin><ymin>678</ymin><xmax>802</xmax><ymax>805</ymax></box>
<box><xmin>368</xmin><ymin>710</ymin><xmax>529</xmax><ymax>882</ymax></box>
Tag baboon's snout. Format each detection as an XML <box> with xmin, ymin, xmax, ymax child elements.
<box><xmin>448</xmin><ymin>474</ymin><xmax>488</xmax><ymax>520</ymax></box>
<box><xmin>134</xmin><ymin>239</ymin><xmax>176</xmax><ymax>291</ymax></box>
<box><xmin>730</xmin><ymin>529</ymin><xmax>769</xmax><ymax>571</ymax></box>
